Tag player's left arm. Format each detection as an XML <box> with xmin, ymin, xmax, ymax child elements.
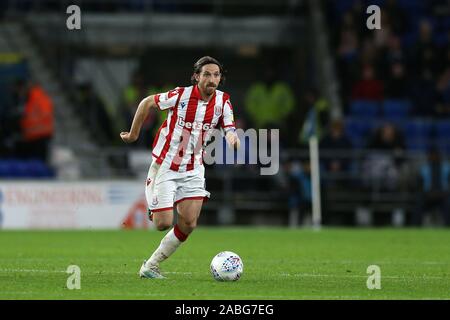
<box><xmin>222</xmin><ymin>98</ymin><xmax>240</xmax><ymax>149</ymax></box>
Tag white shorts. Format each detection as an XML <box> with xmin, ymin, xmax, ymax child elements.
<box><xmin>145</xmin><ymin>160</ymin><xmax>210</xmax><ymax>213</ymax></box>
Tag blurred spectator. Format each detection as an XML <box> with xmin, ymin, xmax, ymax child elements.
<box><xmin>359</xmin><ymin>38</ymin><xmax>380</xmax><ymax>67</ymax></box>
<box><xmin>368</xmin><ymin>122</ymin><xmax>405</xmax><ymax>160</ymax></box>
<box><xmin>244</xmin><ymin>81</ymin><xmax>295</xmax><ymax>129</ymax></box>
<box><xmin>122</xmin><ymin>71</ymin><xmax>147</xmax><ymax>128</ymax></box>
<box><xmin>351</xmin><ymin>64</ymin><xmax>384</xmax><ymax>101</ymax></box>
<box><xmin>412</xmin><ymin>148</ymin><xmax>450</xmax><ymax>226</ymax></box>
<box><xmin>435</xmin><ymin>67</ymin><xmax>450</xmax><ymax>117</ymax></box>
<box><xmin>380</xmin><ymin>35</ymin><xmax>406</xmax><ymax>73</ymax></box>
<box><xmin>441</xmin><ymin>37</ymin><xmax>450</xmax><ymax>69</ymax></box>
<box><xmin>336</xmin><ymin>29</ymin><xmax>359</xmax><ymax>103</ymax></box>
<box><xmin>320</xmin><ymin>119</ymin><xmax>353</xmax><ymax>175</ymax></box>
<box><xmin>121</xmin><ymin>72</ymin><xmax>155</xmax><ymax>148</ymax></box>
<box><xmin>76</xmin><ymin>82</ymin><xmax>115</xmax><ymax>145</ymax></box>
<box><xmin>384</xmin><ymin>0</ymin><xmax>408</xmax><ymax>35</ymax></box>
<box><xmin>337</xmin><ymin>20</ymin><xmax>359</xmax><ymax>62</ymax></box>
<box><xmin>410</xmin><ymin>20</ymin><xmax>439</xmax><ymax>78</ymax></box>
<box><xmin>373</xmin><ymin>8</ymin><xmax>393</xmax><ymax>49</ymax></box>
<box><xmin>410</xmin><ymin>69</ymin><xmax>438</xmax><ymax>117</ymax></box>
<box><xmin>362</xmin><ymin>123</ymin><xmax>405</xmax><ymax>191</ymax></box>
<box><xmin>18</xmin><ymin>81</ymin><xmax>54</xmax><ymax>163</ymax></box>
<box><xmin>0</xmin><ymin>79</ymin><xmax>25</xmax><ymax>157</ymax></box>
<box><xmin>348</xmin><ymin>0</ymin><xmax>367</xmax><ymax>40</ymax></box>
<box><xmin>385</xmin><ymin>61</ymin><xmax>409</xmax><ymax>99</ymax></box>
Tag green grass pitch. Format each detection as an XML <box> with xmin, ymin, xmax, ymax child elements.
<box><xmin>0</xmin><ymin>228</ymin><xmax>449</xmax><ymax>299</ymax></box>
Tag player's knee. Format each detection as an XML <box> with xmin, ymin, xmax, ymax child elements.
<box><xmin>182</xmin><ymin>219</ymin><xmax>197</xmax><ymax>231</ymax></box>
<box><xmin>154</xmin><ymin>220</ymin><xmax>171</xmax><ymax>231</ymax></box>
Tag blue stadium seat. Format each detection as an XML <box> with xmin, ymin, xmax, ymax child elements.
<box><xmin>382</xmin><ymin>99</ymin><xmax>412</xmax><ymax>120</ymax></box>
<box><xmin>345</xmin><ymin>118</ymin><xmax>378</xmax><ymax>148</ymax></box>
<box><xmin>11</xmin><ymin>160</ymin><xmax>30</xmax><ymax>178</ymax></box>
<box><xmin>0</xmin><ymin>160</ymin><xmax>10</xmax><ymax>177</ymax></box>
<box><xmin>435</xmin><ymin>121</ymin><xmax>450</xmax><ymax>155</ymax></box>
<box><xmin>397</xmin><ymin>0</ymin><xmax>426</xmax><ymax>12</ymax></box>
<box><xmin>27</xmin><ymin>159</ymin><xmax>55</xmax><ymax>178</ymax></box>
<box><xmin>0</xmin><ymin>159</ymin><xmax>54</xmax><ymax>178</ymax></box>
<box><xmin>349</xmin><ymin>100</ymin><xmax>380</xmax><ymax>119</ymax></box>
<box><xmin>436</xmin><ymin>120</ymin><xmax>450</xmax><ymax>139</ymax></box>
<box><xmin>334</xmin><ymin>0</ymin><xmax>354</xmax><ymax>17</ymax></box>
<box><xmin>403</xmin><ymin>119</ymin><xmax>433</xmax><ymax>152</ymax></box>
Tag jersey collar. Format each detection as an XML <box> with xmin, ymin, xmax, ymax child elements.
<box><xmin>193</xmin><ymin>84</ymin><xmax>216</xmax><ymax>102</ymax></box>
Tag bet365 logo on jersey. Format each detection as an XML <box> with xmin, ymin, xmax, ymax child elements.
<box><xmin>177</xmin><ymin>116</ymin><xmax>214</xmax><ymax>130</ymax></box>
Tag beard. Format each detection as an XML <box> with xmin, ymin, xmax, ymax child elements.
<box><xmin>205</xmin><ymin>85</ymin><xmax>216</xmax><ymax>94</ymax></box>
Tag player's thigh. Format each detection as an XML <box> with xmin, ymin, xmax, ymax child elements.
<box><xmin>175</xmin><ymin>173</ymin><xmax>209</xmax><ymax>220</ymax></box>
<box><xmin>146</xmin><ymin>175</ymin><xmax>177</xmax><ymax>229</ymax></box>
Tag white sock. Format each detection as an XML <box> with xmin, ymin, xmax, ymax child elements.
<box><xmin>146</xmin><ymin>228</ymin><xmax>182</xmax><ymax>267</ymax></box>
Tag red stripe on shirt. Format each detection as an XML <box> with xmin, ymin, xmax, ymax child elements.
<box><xmin>152</xmin><ymin>120</ymin><xmax>167</xmax><ymax>149</ymax></box>
<box><xmin>170</xmin><ymin>90</ymin><xmax>199</xmax><ymax>171</ymax></box>
<box><xmin>188</xmin><ymin>95</ymin><xmax>216</xmax><ymax>171</ymax></box>
<box><xmin>156</xmin><ymin>88</ymin><xmax>185</xmax><ymax>165</ymax></box>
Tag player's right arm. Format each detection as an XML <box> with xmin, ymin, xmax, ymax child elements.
<box><xmin>120</xmin><ymin>95</ymin><xmax>157</xmax><ymax>143</ymax></box>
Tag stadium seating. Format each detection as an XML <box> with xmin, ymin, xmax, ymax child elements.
<box><xmin>382</xmin><ymin>99</ymin><xmax>411</xmax><ymax>121</ymax></box>
<box><xmin>345</xmin><ymin>117</ymin><xmax>378</xmax><ymax>148</ymax></box>
<box><xmin>403</xmin><ymin>119</ymin><xmax>434</xmax><ymax>152</ymax></box>
<box><xmin>349</xmin><ymin>100</ymin><xmax>380</xmax><ymax>119</ymax></box>
<box><xmin>435</xmin><ymin>121</ymin><xmax>450</xmax><ymax>154</ymax></box>
<box><xmin>0</xmin><ymin>159</ymin><xmax>54</xmax><ymax>178</ymax></box>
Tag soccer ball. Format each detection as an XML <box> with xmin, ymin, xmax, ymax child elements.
<box><xmin>210</xmin><ymin>251</ymin><xmax>243</xmax><ymax>281</ymax></box>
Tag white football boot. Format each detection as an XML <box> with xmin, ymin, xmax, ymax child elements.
<box><xmin>139</xmin><ymin>260</ymin><xmax>165</xmax><ymax>279</ymax></box>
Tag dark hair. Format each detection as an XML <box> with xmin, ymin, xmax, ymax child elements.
<box><xmin>191</xmin><ymin>56</ymin><xmax>226</xmax><ymax>85</ymax></box>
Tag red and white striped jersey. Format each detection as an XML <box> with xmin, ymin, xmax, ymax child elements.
<box><xmin>152</xmin><ymin>85</ymin><xmax>235</xmax><ymax>172</ymax></box>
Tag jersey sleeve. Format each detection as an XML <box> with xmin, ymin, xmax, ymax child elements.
<box><xmin>154</xmin><ymin>87</ymin><xmax>181</xmax><ymax>111</ymax></box>
<box><xmin>220</xmin><ymin>98</ymin><xmax>236</xmax><ymax>133</ymax></box>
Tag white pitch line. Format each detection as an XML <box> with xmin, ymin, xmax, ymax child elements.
<box><xmin>0</xmin><ymin>268</ymin><xmax>194</xmax><ymax>275</ymax></box>
<box><xmin>0</xmin><ymin>269</ymin><xmax>447</xmax><ymax>280</ymax></box>
<box><xmin>280</xmin><ymin>273</ymin><xmax>447</xmax><ymax>280</ymax></box>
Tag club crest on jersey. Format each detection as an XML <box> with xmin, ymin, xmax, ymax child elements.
<box><xmin>215</xmin><ymin>105</ymin><xmax>222</xmax><ymax>116</ymax></box>
<box><xmin>152</xmin><ymin>196</ymin><xmax>158</xmax><ymax>206</ymax></box>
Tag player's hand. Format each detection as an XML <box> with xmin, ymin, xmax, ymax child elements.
<box><xmin>120</xmin><ymin>131</ymin><xmax>138</xmax><ymax>143</ymax></box>
<box><xmin>225</xmin><ymin>131</ymin><xmax>240</xmax><ymax>150</ymax></box>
